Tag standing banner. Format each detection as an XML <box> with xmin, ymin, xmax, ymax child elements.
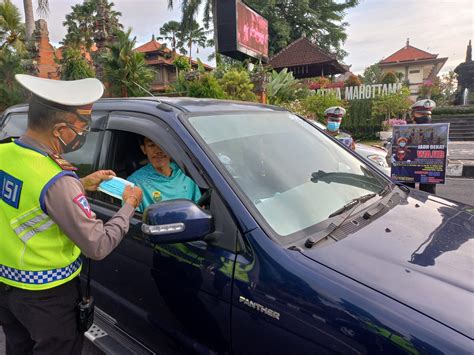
<box><xmin>390</xmin><ymin>123</ymin><xmax>449</xmax><ymax>184</ymax></box>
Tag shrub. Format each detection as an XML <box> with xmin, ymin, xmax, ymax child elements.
<box><xmin>219</xmin><ymin>69</ymin><xmax>256</xmax><ymax>102</ymax></box>
<box><xmin>303</xmin><ymin>93</ymin><xmax>342</xmax><ymax>121</ymax></box>
<box><xmin>187</xmin><ymin>72</ymin><xmax>225</xmax><ymax>99</ymax></box>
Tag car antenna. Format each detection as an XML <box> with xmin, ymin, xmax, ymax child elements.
<box><xmin>132</xmin><ymin>81</ymin><xmax>161</xmax><ymax>103</ymax></box>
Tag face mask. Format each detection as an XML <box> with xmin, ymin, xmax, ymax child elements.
<box><xmin>327</xmin><ymin>121</ymin><xmax>340</xmax><ymax>132</ymax></box>
<box><xmin>415</xmin><ymin>116</ymin><xmax>431</xmax><ymax>124</ymax></box>
<box><xmin>98</xmin><ymin>177</ymin><xmax>135</xmax><ymax>200</ymax></box>
<box><xmin>58</xmin><ymin>124</ymin><xmax>89</xmax><ymax>154</ymax></box>
<box><xmin>399</xmin><ymin>142</ymin><xmax>406</xmax><ymax>148</ymax></box>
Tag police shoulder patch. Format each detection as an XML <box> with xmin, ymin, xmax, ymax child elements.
<box><xmin>73</xmin><ymin>193</ymin><xmax>92</xmax><ymax>218</ymax></box>
<box><xmin>49</xmin><ymin>154</ymin><xmax>78</xmax><ymax>171</ymax></box>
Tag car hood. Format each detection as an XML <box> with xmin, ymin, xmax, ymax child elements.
<box><xmin>355</xmin><ymin>143</ymin><xmax>387</xmax><ymax>155</ymax></box>
<box><xmin>301</xmin><ymin>190</ymin><xmax>474</xmax><ymax>339</ymax></box>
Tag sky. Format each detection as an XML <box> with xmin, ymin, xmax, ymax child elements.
<box><xmin>10</xmin><ymin>0</ymin><xmax>474</xmax><ymax>75</ymax></box>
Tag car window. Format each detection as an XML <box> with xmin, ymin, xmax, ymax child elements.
<box><xmin>187</xmin><ymin>111</ymin><xmax>387</xmax><ymax>238</ymax></box>
<box><xmin>62</xmin><ymin>131</ymin><xmax>101</xmax><ymax>177</ymax></box>
<box><xmin>0</xmin><ymin>113</ymin><xmax>28</xmax><ymax>140</ymax></box>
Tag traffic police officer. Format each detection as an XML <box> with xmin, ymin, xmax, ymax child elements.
<box><xmin>324</xmin><ymin>106</ymin><xmax>356</xmax><ymax>150</ymax></box>
<box><xmin>0</xmin><ymin>74</ymin><xmax>143</xmax><ymax>354</ymax></box>
<box><xmin>405</xmin><ymin>99</ymin><xmax>437</xmax><ymax>193</ymax></box>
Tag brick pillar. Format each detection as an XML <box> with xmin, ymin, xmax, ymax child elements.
<box><xmin>32</xmin><ymin>20</ymin><xmax>60</xmax><ymax>79</ymax></box>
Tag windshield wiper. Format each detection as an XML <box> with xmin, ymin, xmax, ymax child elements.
<box><xmin>328</xmin><ymin>193</ymin><xmax>377</xmax><ymax>218</ymax></box>
<box><xmin>305</xmin><ymin>193</ymin><xmax>378</xmax><ymax>249</ymax></box>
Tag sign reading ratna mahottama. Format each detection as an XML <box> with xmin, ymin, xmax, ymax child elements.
<box><xmin>390</xmin><ymin>123</ymin><xmax>450</xmax><ymax>185</ymax></box>
<box><xmin>317</xmin><ymin>83</ymin><xmax>403</xmax><ymax>100</ymax></box>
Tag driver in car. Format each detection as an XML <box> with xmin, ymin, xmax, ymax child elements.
<box><xmin>127</xmin><ymin>136</ymin><xmax>201</xmax><ymax>212</ymax></box>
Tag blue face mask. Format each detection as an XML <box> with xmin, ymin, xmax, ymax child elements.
<box><xmin>98</xmin><ymin>177</ymin><xmax>135</xmax><ymax>200</ymax></box>
<box><xmin>327</xmin><ymin>121</ymin><xmax>340</xmax><ymax>132</ymax></box>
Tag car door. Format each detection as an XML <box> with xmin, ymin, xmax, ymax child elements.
<box><xmin>89</xmin><ymin>111</ymin><xmax>239</xmax><ymax>354</ymax></box>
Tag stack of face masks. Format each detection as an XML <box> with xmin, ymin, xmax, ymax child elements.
<box><xmin>98</xmin><ymin>177</ymin><xmax>134</xmax><ymax>200</ymax></box>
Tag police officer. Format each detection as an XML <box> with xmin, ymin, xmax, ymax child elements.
<box><xmin>324</xmin><ymin>106</ymin><xmax>356</xmax><ymax>150</ymax></box>
<box><xmin>405</xmin><ymin>99</ymin><xmax>437</xmax><ymax>194</ymax></box>
<box><xmin>0</xmin><ymin>74</ymin><xmax>143</xmax><ymax>354</ymax></box>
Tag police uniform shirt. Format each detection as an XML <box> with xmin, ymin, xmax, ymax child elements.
<box><xmin>128</xmin><ymin>162</ymin><xmax>201</xmax><ymax>213</ymax></box>
<box><xmin>18</xmin><ymin>135</ymin><xmax>135</xmax><ymax>260</ymax></box>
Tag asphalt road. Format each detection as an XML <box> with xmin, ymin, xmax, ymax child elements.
<box><xmin>0</xmin><ymin>178</ymin><xmax>472</xmax><ymax>354</ymax></box>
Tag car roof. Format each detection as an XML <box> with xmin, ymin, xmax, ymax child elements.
<box><xmin>3</xmin><ymin>97</ymin><xmax>285</xmax><ymax>115</ymax></box>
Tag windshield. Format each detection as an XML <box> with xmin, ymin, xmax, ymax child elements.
<box><xmin>188</xmin><ymin>112</ymin><xmax>388</xmax><ymax>238</ymax></box>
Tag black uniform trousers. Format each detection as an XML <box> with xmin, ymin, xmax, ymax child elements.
<box><xmin>0</xmin><ymin>278</ymin><xmax>83</xmax><ymax>355</ymax></box>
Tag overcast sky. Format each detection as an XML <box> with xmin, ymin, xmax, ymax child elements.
<box><xmin>10</xmin><ymin>0</ymin><xmax>474</xmax><ymax>75</ymax></box>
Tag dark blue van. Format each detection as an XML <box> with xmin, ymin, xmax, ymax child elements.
<box><xmin>1</xmin><ymin>98</ymin><xmax>473</xmax><ymax>354</ymax></box>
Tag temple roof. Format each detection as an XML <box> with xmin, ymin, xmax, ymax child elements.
<box><xmin>269</xmin><ymin>37</ymin><xmax>347</xmax><ymax>77</ymax></box>
<box><xmin>270</xmin><ymin>37</ymin><xmax>340</xmax><ymax>68</ymax></box>
<box><xmin>380</xmin><ymin>39</ymin><xmax>438</xmax><ymax>64</ymax></box>
<box><xmin>134</xmin><ymin>37</ymin><xmax>171</xmax><ymax>53</ymax></box>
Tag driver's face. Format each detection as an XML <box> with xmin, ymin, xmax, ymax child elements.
<box><xmin>140</xmin><ymin>138</ymin><xmax>170</xmax><ymax>171</ymax></box>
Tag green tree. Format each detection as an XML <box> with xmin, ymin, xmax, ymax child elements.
<box><xmin>168</xmin><ymin>0</ymin><xmax>358</xmax><ymax>59</ymax></box>
<box><xmin>381</xmin><ymin>71</ymin><xmax>397</xmax><ymax>84</ymax></box>
<box><xmin>372</xmin><ymin>86</ymin><xmax>411</xmax><ymax>120</ymax></box>
<box><xmin>244</xmin><ymin>0</ymin><xmax>358</xmax><ymax>59</ymax></box>
<box><xmin>303</xmin><ymin>93</ymin><xmax>342</xmax><ymax>121</ymax></box>
<box><xmin>344</xmin><ymin>74</ymin><xmax>362</xmax><ymax>87</ymax></box>
<box><xmin>1</xmin><ymin>0</ymin><xmax>26</xmax><ymax>53</ymax></box>
<box><xmin>219</xmin><ymin>69</ymin><xmax>256</xmax><ymax>101</ymax></box>
<box><xmin>158</xmin><ymin>20</ymin><xmax>181</xmax><ymax>54</ymax></box>
<box><xmin>362</xmin><ymin>64</ymin><xmax>383</xmax><ymax>84</ymax></box>
<box><xmin>0</xmin><ymin>48</ymin><xmax>25</xmax><ymax>110</ymax></box>
<box><xmin>59</xmin><ymin>47</ymin><xmax>95</xmax><ymax>80</ymax></box>
<box><xmin>177</xmin><ymin>20</ymin><xmax>208</xmax><ymax>63</ymax></box>
<box><xmin>103</xmin><ymin>28</ymin><xmax>155</xmax><ymax>97</ymax></box>
<box><xmin>187</xmin><ymin>72</ymin><xmax>225</xmax><ymax>99</ymax></box>
<box><xmin>0</xmin><ymin>0</ymin><xmax>26</xmax><ymax>110</ymax></box>
<box><xmin>62</xmin><ymin>0</ymin><xmax>122</xmax><ymax>52</ymax></box>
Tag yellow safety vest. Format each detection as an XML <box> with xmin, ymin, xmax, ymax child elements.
<box><xmin>0</xmin><ymin>141</ymin><xmax>82</xmax><ymax>290</ymax></box>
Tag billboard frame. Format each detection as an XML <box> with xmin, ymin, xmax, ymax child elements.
<box><xmin>216</xmin><ymin>0</ymin><xmax>269</xmax><ymax>62</ymax></box>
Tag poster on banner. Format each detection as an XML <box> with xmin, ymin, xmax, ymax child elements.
<box><xmin>390</xmin><ymin>123</ymin><xmax>449</xmax><ymax>184</ymax></box>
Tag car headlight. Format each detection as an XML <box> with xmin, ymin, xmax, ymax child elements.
<box><xmin>367</xmin><ymin>154</ymin><xmax>389</xmax><ymax>167</ymax></box>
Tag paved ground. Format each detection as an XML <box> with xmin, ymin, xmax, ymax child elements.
<box><xmin>448</xmin><ymin>141</ymin><xmax>474</xmax><ymax>161</ymax></box>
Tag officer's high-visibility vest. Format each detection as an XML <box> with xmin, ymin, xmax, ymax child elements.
<box><xmin>0</xmin><ymin>141</ymin><xmax>82</xmax><ymax>290</ymax></box>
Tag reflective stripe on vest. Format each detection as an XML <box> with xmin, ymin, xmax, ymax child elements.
<box><xmin>0</xmin><ymin>257</ymin><xmax>82</xmax><ymax>285</ymax></box>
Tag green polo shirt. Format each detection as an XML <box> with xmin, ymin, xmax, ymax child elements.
<box><xmin>128</xmin><ymin>162</ymin><xmax>201</xmax><ymax>212</ymax></box>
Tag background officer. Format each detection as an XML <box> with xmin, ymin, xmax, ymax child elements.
<box><xmin>324</xmin><ymin>106</ymin><xmax>356</xmax><ymax>150</ymax></box>
<box><xmin>0</xmin><ymin>74</ymin><xmax>143</xmax><ymax>354</ymax></box>
<box><xmin>405</xmin><ymin>99</ymin><xmax>437</xmax><ymax>193</ymax></box>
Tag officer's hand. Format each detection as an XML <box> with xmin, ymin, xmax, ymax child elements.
<box><xmin>81</xmin><ymin>170</ymin><xmax>116</xmax><ymax>192</ymax></box>
<box><xmin>123</xmin><ymin>185</ymin><xmax>143</xmax><ymax>209</ymax></box>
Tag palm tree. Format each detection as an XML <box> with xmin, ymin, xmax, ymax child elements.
<box><xmin>62</xmin><ymin>0</ymin><xmax>122</xmax><ymax>52</ymax></box>
<box><xmin>23</xmin><ymin>0</ymin><xmax>49</xmax><ymax>42</ymax></box>
<box><xmin>177</xmin><ymin>20</ymin><xmax>208</xmax><ymax>64</ymax></box>
<box><xmin>1</xmin><ymin>0</ymin><xmax>26</xmax><ymax>53</ymax></box>
<box><xmin>103</xmin><ymin>28</ymin><xmax>155</xmax><ymax>97</ymax></box>
<box><xmin>167</xmin><ymin>0</ymin><xmax>217</xmax><ymax>56</ymax></box>
<box><xmin>157</xmin><ymin>20</ymin><xmax>181</xmax><ymax>54</ymax></box>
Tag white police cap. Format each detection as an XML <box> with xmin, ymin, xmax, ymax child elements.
<box><xmin>324</xmin><ymin>106</ymin><xmax>346</xmax><ymax>119</ymax></box>
<box><xmin>15</xmin><ymin>74</ymin><xmax>104</xmax><ymax>107</ymax></box>
<box><xmin>411</xmin><ymin>99</ymin><xmax>436</xmax><ymax>114</ymax></box>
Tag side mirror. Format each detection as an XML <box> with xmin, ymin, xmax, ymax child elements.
<box><xmin>141</xmin><ymin>199</ymin><xmax>214</xmax><ymax>244</ymax></box>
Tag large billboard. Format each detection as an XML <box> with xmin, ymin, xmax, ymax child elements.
<box><xmin>217</xmin><ymin>0</ymin><xmax>269</xmax><ymax>62</ymax></box>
